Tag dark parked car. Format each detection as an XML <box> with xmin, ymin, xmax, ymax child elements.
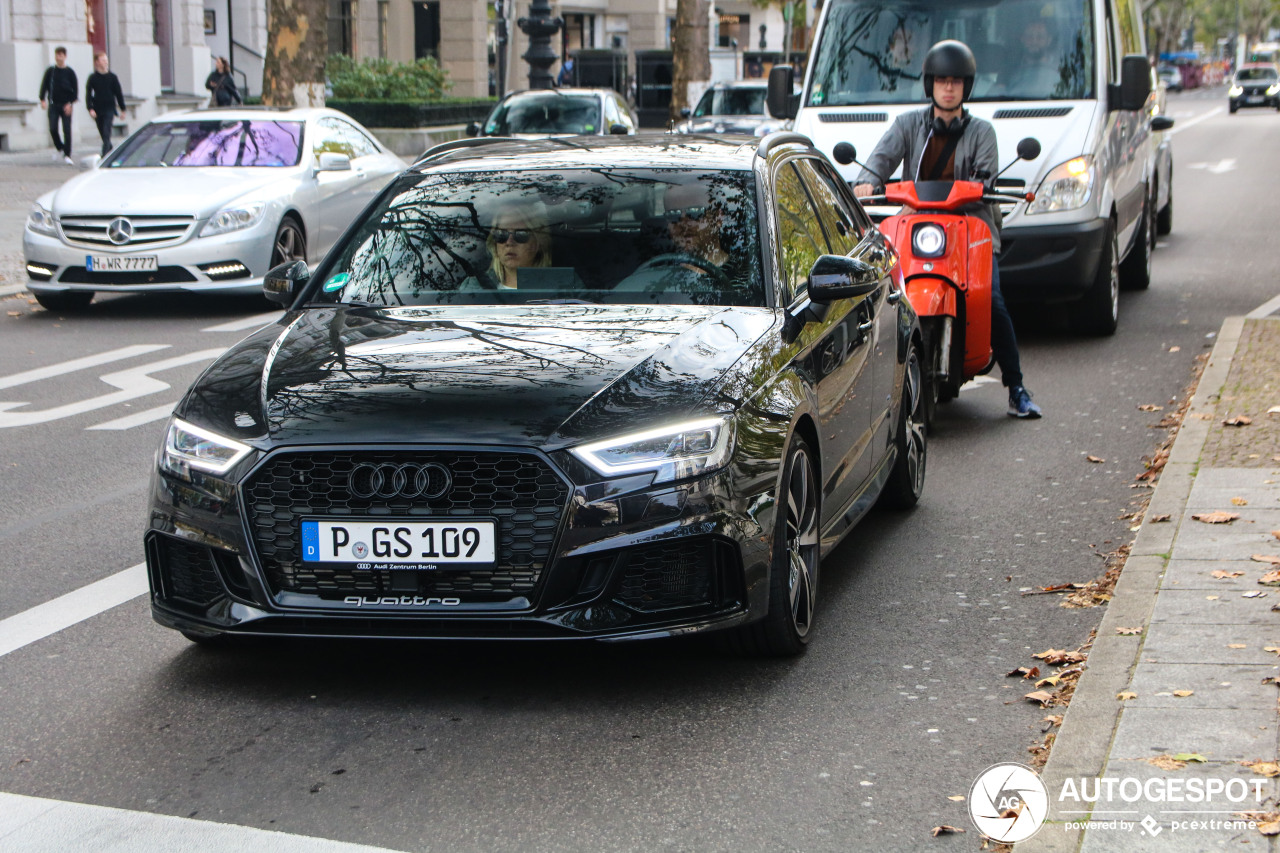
<box><xmin>466</xmin><ymin>88</ymin><xmax>638</xmax><ymax>137</ymax></box>
<box><xmin>1228</xmin><ymin>63</ymin><xmax>1280</xmax><ymax>112</ymax></box>
<box><xmin>145</xmin><ymin>134</ymin><xmax>925</xmax><ymax>656</ymax></box>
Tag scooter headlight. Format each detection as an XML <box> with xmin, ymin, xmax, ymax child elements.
<box><xmin>911</xmin><ymin>223</ymin><xmax>946</xmax><ymax>258</ymax></box>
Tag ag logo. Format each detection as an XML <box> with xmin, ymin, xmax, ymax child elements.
<box><xmin>968</xmin><ymin>762</ymin><xmax>1049</xmax><ymax>842</ymax></box>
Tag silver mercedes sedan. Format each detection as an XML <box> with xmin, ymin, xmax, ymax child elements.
<box><xmin>23</xmin><ymin>106</ymin><xmax>405</xmax><ymax>311</ymax></box>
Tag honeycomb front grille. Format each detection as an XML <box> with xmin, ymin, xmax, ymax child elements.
<box><xmin>243</xmin><ymin>450</ymin><xmax>571</xmax><ymax>603</ymax></box>
<box><xmin>157</xmin><ymin>537</ymin><xmax>226</xmax><ymax>607</ymax></box>
<box><xmin>614</xmin><ymin>539</ymin><xmax>723</xmax><ymax>612</ymax></box>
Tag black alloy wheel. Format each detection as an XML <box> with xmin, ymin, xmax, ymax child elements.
<box><xmin>879</xmin><ymin>344</ymin><xmax>927</xmax><ymax>510</ymax></box>
<box><xmin>727</xmin><ymin>436</ymin><xmax>821</xmax><ymax>657</ymax></box>
<box><xmin>33</xmin><ymin>290</ymin><xmax>94</xmax><ymax>312</ymax></box>
<box><xmin>270</xmin><ymin>216</ymin><xmax>307</xmax><ymax>268</ymax></box>
<box><xmin>1071</xmin><ymin>221</ymin><xmax>1119</xmax><ymax>336</ymax></box>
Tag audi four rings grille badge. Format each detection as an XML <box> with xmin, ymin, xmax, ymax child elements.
<box><xmin>107</xmin><ymin>217</ymin><xmax>134</xmax><ymax>245</ymax></box>
<box><xmin>348</xmin><ymin>462</ymin><xmax>452</xmax><ymax>500</ymax></box>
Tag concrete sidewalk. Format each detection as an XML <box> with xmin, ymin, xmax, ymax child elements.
<box><xmin>1019</xmin><ymin>300</ymin><xmax>1280</xmax><ymax>851</ymax></box>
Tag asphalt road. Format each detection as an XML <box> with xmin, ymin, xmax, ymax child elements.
<box><xmin>0</xmin><ymin>89</ymin><xmax>1274</xmax><ymax>852</ymax></box>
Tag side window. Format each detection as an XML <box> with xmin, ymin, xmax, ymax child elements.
<box><xmin>613</xmin><ymin>95</ymin><xmax>636</xmax><ymax>130</ymax></box>
<box><xmin>334</xmin><ymin>119</ymin><xmax>380</xmax><ymax>158</ymax></box>
<box><xmin>602</xmin><ymin>96</ymin><xmax>619</xmax><ymax>128</ymax></box>
<box><xmin>795</xmin><ymin>158</ymin><xmax>861</xmax><ymax>256</ymax></box>
<box><xmin>313</xmin><ymin>118</ymin><xmax>354</xmax><ymax>158</ymax></box>
<box><xmin>774</xmin><ymin>163</ymin><xmax>830</xmax><ymax>300</ymax></box>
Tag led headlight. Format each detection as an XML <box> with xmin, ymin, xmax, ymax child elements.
<box><xmin>160</xmin><ymin>417</ymin><xmax>253</xmax><ymax>480</ymax></box>
<box><xmin>911</xmin><ymin>222</ymin><xmax>946</xmax><ymax>257</ymax></box>
<box><xmin>201</xmin><ymin>201</ymin><xmax>267</xmax><ymax>237</ymax></box>
<box><xmin>570</xmin><ymin>416</ymin><xmax>733</xmax><ymax>484</ymax></box>
<box><xmin>1229</xmin><ymin>85</ymin><xmax>1243</xmax><ymax>97</ymax></box>
<box><xmin>1267</xmin><ymin>83</ymin><xmax>1280</xmax><ymax>96</ymax></box>
<box><xmin>27</xmin><ymin>203</ymin><xmax>57</xmax><ymax>235</ymax></box>
<box><xmin>1027</xmin><ymin>156</ymin><xmax>1094</xmax><ymax>214</ymax></box>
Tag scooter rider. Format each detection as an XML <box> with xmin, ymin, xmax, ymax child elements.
<box><xmin>854</xmin><ymin>40</ymin><xmax>1042</xmax><ymax>419</ymax></box>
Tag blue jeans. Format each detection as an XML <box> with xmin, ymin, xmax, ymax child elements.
<box><xmin>990</xmin><ymin>263</ymin><xmax>1023</xmax><ymax>389</ymax></box>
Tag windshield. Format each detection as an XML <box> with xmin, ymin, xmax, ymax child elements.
<box><xmin>693</xmin><ymin>87</ymin><xmax>767</xmax><ymax>117</ymax></box>
<box><xmin>808</xmin><ymin>0</ymin><xmax>1095</xmax><ymax>106</ymax></box>
<box><xmin>484</xmin><ymin>94</ymin><xmax>604</xmax><ymax>135</ymax></box>
<box><xmin>1236</xmin><ymin>67</ymin><xmax>1278</xmax><ymax>81</ymax></box>
<box><xmin>313</xmin><ymin>169</ymin><xmax>764</xmax><ymax>308</ymax></box>
<box><xmin>105</xmin><ymin>120</ymin><xmax>304</xmax><ymax>167</ymax></box>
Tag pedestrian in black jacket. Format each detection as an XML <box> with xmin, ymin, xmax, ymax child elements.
<box><xmin>39</xmin><ymin>46</ymin><xmax>78</xmax><ymax>163</ymax></box>
<box><xmin>205</xmin><ymin>57</ymin><xmax>242</xmax><ymax>107</ymax></box>
<box><xmin>86</xmin><ymin>52</ymin><xmax>126</xmax><ymax>157</ymax></box>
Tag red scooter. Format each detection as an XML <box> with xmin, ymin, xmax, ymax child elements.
<box><xmin>833</xmin><ymin>138</ymin><xmax>1040</xmax><ymax>426</ymax></box>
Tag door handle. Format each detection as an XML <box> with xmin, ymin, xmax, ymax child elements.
<box><xmin>857</xmin><ymin>320</ymin><xmax>873</xmax><ymax>332</ymax></box>
<box><xmin>886</xmin><ymin>290</ymin><xmax>902</xmax><ymax>304</ymax></box>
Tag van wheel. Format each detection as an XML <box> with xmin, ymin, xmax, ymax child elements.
<box><xmin>1119</xmin><ymin>197</ymin><xmax>1154</xmax><ymax>291</ymax></box>
<box><xmin>1156</xmin><ymin>180</ymin><xmax>1173</xmax><ymax>236</ymax></box>
<box><xmin>1071</xmin><ymin>222</ymin><xmax>1119</xmax><ymax>336</ymax></box>
<box><xmin>34</xmin><ymin>291</ymin><xmax>94</xmax><ymax>312</ymax></box>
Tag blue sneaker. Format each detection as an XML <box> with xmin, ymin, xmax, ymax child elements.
<box><xmin>1008</xmin><ymin>385</ymin><xmax>1042</xmax><ymax>418</ymax></box>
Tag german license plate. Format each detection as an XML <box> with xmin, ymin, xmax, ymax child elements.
<box><xmin>1247</xmin><ymin>95</ymin><xmax>1263</xmax><ymax>104</ymax></box>
<box><xmin>86</xmin><ymin>254</ymin><xmax>158</xmax><ymax>272</ymax></box>
<box><xmin>301</xmin><ymin>519</ymin><xmax>496</xmax><ymax>571</ymax></box>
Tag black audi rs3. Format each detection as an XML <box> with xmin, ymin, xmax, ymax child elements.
<box><xmin>145</xmin><ymin>133</ymin><xmax>925</xmax><ymax>656</ymax></box>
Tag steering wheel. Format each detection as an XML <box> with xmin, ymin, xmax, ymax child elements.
<box><xmin>636</xmin><ymin>253</ymin><xmax>729</xmax><ymax>289</ymax></box>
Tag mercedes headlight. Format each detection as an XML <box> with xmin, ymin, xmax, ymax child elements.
<box><xmin>1027</xmin><ymin>156</ymin><xmax>1094</xmax><ymax>214</ymax></box>
<box><xmin>1229</xmin><ymin>84</ymin><xmax>1243</xmax><ymax>97</ymax></box>
<box><xmin>911</xmin><ymin>222</ymin><xmax>946</xmax><ymax>257</ymax></box>
<box><xmin>27</xmin><ymin>203</ymin><xmax>57</xmax><ymax>235</ymax></box>
<box><xmin>160</xmin><ymin>418</ymin><xmax>253</xmax><ymax>480</ymax></box>
<box><xmin>1267</xmin><ymin>83</ymin><xmax>1280</xmax><ymax>96</ymax></box>
<box><xmin>570</xmin><ymin>416</ymin><xmax>734</xmax><ymax>484</ymax></box>
<box><xmin>200</xmin><ymin>201</ymin><xmax>267</xmax><ymax>237</ymax></box>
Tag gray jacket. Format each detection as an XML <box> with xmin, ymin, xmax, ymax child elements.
<box><xmin>854</xmin><ymin>106</ymin><xmax>1003</xmax><ymax>251</ymax></box>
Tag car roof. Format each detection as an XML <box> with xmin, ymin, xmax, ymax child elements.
<box><xmin>1238</xmin><ymin>63</ymin><xmax>1277</xmax><ymax>71</ymax></box>
<box><xmin>708</xmin><ymin>80</ymin><xmax>769</xmax><ymax>89</ymax></box>
<box><xmin>145</xmin><ymin>106</ymin><xmax>350</xmax><ymax>123</ymax></box>
<box><xmin>412</xmin><ymin>134</ymin><xmax>776</xmax><ymax>173</ymax></box>
<box><xmin>499</xmin><ymin>88</ymin><xmax>615</xmax><ymax>100</ymax></box>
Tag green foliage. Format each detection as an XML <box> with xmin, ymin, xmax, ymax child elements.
<box><xmin>327</xmin><ymin>54</ymin><xmax>453</xmax><ymax>101</ymax></box>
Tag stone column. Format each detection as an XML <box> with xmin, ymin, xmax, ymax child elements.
<box><xmin>439</xmin><ymin>0</ymin><xmax>489</xmax><ymax>98</ymax></box>
<box><xmin>172</xmin><ymin>0</ymin><xmax>212</xmax><ymax>95</ymax></box>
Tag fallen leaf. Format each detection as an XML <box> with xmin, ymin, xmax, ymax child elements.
<box><xmin>1260</xmin><ymin>820</ymin><xmax>1280</xmax><ymax>836</ymax></box>
<box><xmin>1115</xmin><ymin>626</ymin><xmax>1143</xmax><ymax>635</ymax></box>
<box><xmin>1241</xmin><ymin>760</ymin><xmax>1280</xmax><ymax>777</ymax></box>
<box><xmin>1242</xmin><ymin>591</ymin><xmax>1267</xmax><ymax>598</ymax></box>
<box><xmin>1212</xmin><ymin>569</ymin><xmax>1244</xmax><ymax>579</ymax></box>
<box><xmin>1260</xmin><ymin>571</ymin><xmax>1280</xmax><ymax>585</ymax></box>
<box><xmin>6</xmin><ymin>311</ymin><xmax>19</xmax><ymax>317</ymax></box>
<box><xmin>1228</xmin><ymin>644</ymin><xmax>1248</xmax><ymax>649</ymax></box>
<box><xmin>1263</xmin><ymin>676</ymin><xmax>1279</xmax><ymax>685</ymax></box>
<box><xmin>1173</xmin><ymin>753</ymin><xmax>1207</xmax><ymax>762</ymax></box>
<box><xmin>931</xmin><ymin>825</ymin><xmax>966</xmax><ymax>836</ymax></box>
<box><xmin>1149</xmin><ymin>513</ymin><xmax>1171</xmax><ymax>523</ymax></box>
<box><xmin>1232</xmin><ymin>497</ymin><xmax>1249</xmax><ymax>506</ymax></box>
<box><xmin>1273</xmin><ymin>530</ymin><xmax>1280</xmax><ymax>540</ymax></box>
<box><xmin>1116</xmin><ymin>691</ymin><xmax>1137</xmax><ymax>701</ymax></box>
<box><xmin>1033</xmin><ymin>648</ymin><xmax>1087</xmax><ymax>665</ymax></box>
<box><xmin>1268</xmin><ymin>406</ymin><xmax>1280</xmax><ymax>415</ymax></box>
<box><xmin>1173</xmin><ymin>689</ymin><xmax>1194</xmax><ymax>697</ymax></box>
<box><xmin>1168</xmin><ymin>345</ymin><xmax>1181</xmax><ymax>352</ymax></box>
<box><xmin>1007</xmin><ymin>666</ymin><xmax>1040</xmax><ymax>679</ymax></box>
<box><xmin>1024</xmin><ymin>690</ymin><xmax>1055</xmax><ymax>706</ymax></box>
<box><xmin>1251</xmin><ymin>554</ymin><xmax>1280</xmax><ymax>565</ymax></box>
<box><xmin>1043</xmin><ymin>714</ymin><xmax>1063</xmax><ymax>727</ymax></box>
<box><xmin>1223</xmin><ymin>415</ymin><xmax>1253</xmax><ymax>426</ymax></box>
<box><xmin>947</xmin><ymin>795</ymin><xmax>966</xmax><ymax>801</ymax></box>
<box><xmin>1148</xmin><ymin>755</ymin><xmax>1187</xmax><ymax>770</ymax></box>
<box><xmin>1086</xmin><ymin>455</ymin><xmax>1105</xmax><ymax>463</ymax></box>
<box><xmin>1035</xmin><ymin>676</ymin><xmax>1061</xmax><ymax>688</ymax></box>
<box><xmin>1192</xmin><ymin>511</ymin><xmax>1240</xmax><ymax>524</ymax></box>
<box><xmin>1137</xmin><ymin>404</ymin><xmax>1163</xmax><ymax>411</ymax></box>
<box><xmin>1264</xmin><ymin>647</ymin><xmax>1280</xmax><ymax>656</ymax></box>
<box><xmin>1206</xmin><ymin>595</ymin><xmax>1220</xmax><ymax>600</ymax></box>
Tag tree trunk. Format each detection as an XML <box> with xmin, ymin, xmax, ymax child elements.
<box><xmin>671</xmin><ymin>0</ymin><xmax>711</xmax><ymax>122</ymax></box>
<box><xmin>262</xmin><ymin>0</ymin><xmax>328</xmax><ymax>107</ymax></box>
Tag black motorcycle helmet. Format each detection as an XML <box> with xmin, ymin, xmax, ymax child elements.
<box><xmin>923</xmin><ymin>40</ymin><xmax>978</xmax><ymax>102</ymax></box>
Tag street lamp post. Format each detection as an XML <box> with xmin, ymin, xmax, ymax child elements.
<box><xmin>517</xmin><ymin>0</ymin><xmax>563</xmax><ymax>90</ymax></box>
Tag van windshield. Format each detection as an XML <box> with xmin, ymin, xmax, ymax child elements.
<box><xmin>807</xmin><ymin>0</ymin><xmax>1095</xmax><ymax>106</ymax></box>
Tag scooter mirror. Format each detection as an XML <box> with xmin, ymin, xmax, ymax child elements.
<box><xmin>1016</xmin><ymin>138</ymin><xmax>1042</xmax><ymax>161</ymax></box>
<box><xmin>832</xmin><ymin>142</ymin><xmax>856</xmax><ymax>166</ymax></box>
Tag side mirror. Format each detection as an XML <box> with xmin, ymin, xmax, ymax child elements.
<box><xmin>832</xmin><ymin>142</ymin><xmax>856</xmax><ymax>166</ymax></box>
<box><xmin>679</xmin><ymin>107</ymin><xmax>691</xmax><ymax>119</ymax></box>
<box><xmin>466</xmin><ymin>121</ymin><xmax>482</xmax><ymax>137</ymax></box>
<box><xmin>263</xmin><ymin>260</ymin><xmax>310</xmax><ymax>306</ymax></box>
<box><xmin>1151</xmin><ymin>115</ymin><xmax>1175</xmax><ymax>132</ymax></box>
<box><xmin>767</xmin><ymin>65</ymin><xmax>798</xmax><ymax>120</ymax></box>
<box><xmin>807</xmin><ymin>254</ymin><xmax>880</xmax><ymax>304</ymax></box>
<box><xmin>1112</xmin><ymin>55</ymin><xmax>1152</xmax><ymax>112</ymax></box>
<box><xmin>609</xmin><ymin>123</ymin><xmax>630</xmax><ymax>135</ymax></box>
<box><xmin>1016</xmin><ymin>137</ymin><xmax>1041</xmax><ymax>161</ymax></box>
<box><xmin>316</xmin><ymin>152</ymin><xmax>352</xmax><ymax>172</ymax></box>
<box><xmin>80</xmin><ymin>154</ymin><xmax>102</xmax><ymax>171</ymax></box>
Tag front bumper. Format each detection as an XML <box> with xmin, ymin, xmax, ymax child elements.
<box><xmin>22</xmin><ymin>218</ymin><xmax>277</xmax><ymax>296</ymax></box>
<box><xmin>146</xmin><ymin>444</ymin><xmax>775</xmax><ymax>641</ymax></box>
<box><xmin>996</xmin><ymin>218</ymin><xmax>1109</xmax><ymax>304</ymax></box>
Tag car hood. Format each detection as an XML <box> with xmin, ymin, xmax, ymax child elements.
<box><xmin>49</xmin><ymin>167</ymin><xmax>294</xmax><ymax>217</ymax></box>
<box><xmin>179</xmin><ymin>304</ymin><xmax>775</xmax><ymax>449</ymax></box>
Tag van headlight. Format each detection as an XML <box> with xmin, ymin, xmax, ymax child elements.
<box><xmin>160</xmin><ymin>418</ymin><xmax>253</xmax><ymax>481</ymax></box>
<box><xmin>1027</xmin><ymin>156</ymin><xmax>1094</xmax><ymax>214</ymax></box>
<box><xmin>1267</xmin><ymin>83</ymin><xmax>1280</xmax><ymax>96</ymax></box>
<box><xmin>570</xmin><ymin>416</ymin><xmax>734</xmax><ymax>484</ymax></box>
<box><xmin>201</xmin><ymin>201</ymin><xmax>267</xmax><ymax>237</ymax></box>
<box><xmin>1229</xmin><ymin>84</ymin><xmax>1243</xmax><ymax>97</ymax></box>
<box><xmin>27</xmin><ymin>203</ymin><xmax>57</xmax><ymax>235</ymax></box>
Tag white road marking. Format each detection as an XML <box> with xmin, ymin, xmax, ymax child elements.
<box><xmin>0</xmin><ymin>345</ymin><xmax>169</xmax><ymax>391</ymax></box>
<box><xmin>87</xmin><ymin>402</ymin><xmax>176</xmax><ymax>431</ymax></box>
<box><xmin>202</xmin><ymin>311</ymin><xmax>281</xmax><ymax>333</ymax></box>
<box><xmin>1167</xmin><ymin>106</ymin><xmax>1224</xmax><ymax>136</ymax></box>
<box><xmin>0</xmin><ymin>792</ymin><xmax>408</xmax><ymax>853</ymax></box>
<box><xmin>0</xmin><ymin>348</ymin><xmax>224</xmax><ymax>428</ymax></box>
<box><xmin>0</xmin><ymin>564</ymin><xmax>147</xmax><ymax>659</ymax></box>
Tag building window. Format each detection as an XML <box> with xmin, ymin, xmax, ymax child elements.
<box><xmin>329</xmin><ymin>0</ymin><xmax>356</xmax><ymax>57</ymax></box>
<box><xmin>562</xmin><ymin>13</ymin><xmax>595</xmax><ymax>56</ymax></box>
<box><xmin>414</xmin><ymin>1</ymin><xmax>440</xmax><ymax>61</ymax></box>
<box><xmin>378</xmin><ymin>0</ymin><xmax>389</xmax><ymax>58</ymax></box>
<box><xmin>717</xmin><ymin>12</ymin><xmax>749</xmax><ymax>49</ymax></box>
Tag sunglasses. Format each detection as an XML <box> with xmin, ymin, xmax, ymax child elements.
<box><xmin>662</xmin><ymin>206</ymin><xmax>708</xmax><ymax>223</ymax></box>
<box><xmin>491</xmin><ymin>228</ymin><xmax>533</xmax><ymax>245</ymax></box>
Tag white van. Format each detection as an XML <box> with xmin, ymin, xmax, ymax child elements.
<box><xmin>771</xmin><ymin>0</ymin><xmax>1173</xmax><ymax>334</ymax></box>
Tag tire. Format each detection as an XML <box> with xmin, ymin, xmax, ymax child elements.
<box><xmin>33</xmin><ymin>290</ymin><xmax>94</xmax><ymax>312</ymax></box>
<box><xmin>1156</xmin><ymin>177</ymin><xmax>1173</xmax><ymax>236</ymax></box>
<box><xmin>726</xmin><ymin>436</ymin><xmax>821</xmax><ymax>657</ymax></box>
<box><xmin>919</xmin><ymin>321</ymin><xmax>941</xmax><ymax>429</ymax></box>
<box><xmin>878</xmin><ymin>343</ymin><xmax>927</xmax><ymax>510</ymax></box>
<box><xmin>1119</xmin><ymin>195</ymin><xmax>1154</xmax><ymax>291</ymax></box>
<box><xmin>1070</xmin><ymin>222</ymin><xmax>1119</xmax><ymax>336</ymax></box>
<box><xmin>1229</xmin><ymin>101</ymin><xmax>1238</xmax><ymax>113</ymax></box>
<box><xmin>270</xmin><ymin>215</ymin><xmax>307</xmax><ymax>268</ymax></box>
